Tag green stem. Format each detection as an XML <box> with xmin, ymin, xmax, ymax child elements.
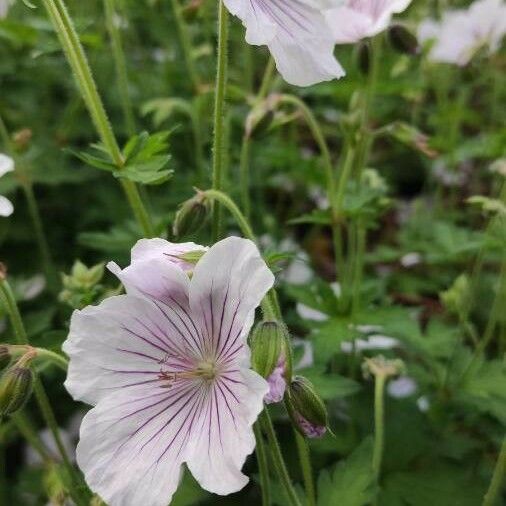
<box><xmin>257</xmin><ymin>57</ymin><xmax>276</xmax><ymax>102</ymax></box>
<box><xmin>261</xmin><ymin>409</ymin><xmax>302</xmax><ymax>506</ymax></box>
<box><xmin>482</xmin><ymin>437</ymin><xmax>506</xmax><ymax>506</ymax></box>
<box><xmin>372</xmin><ymin>373</ymin><xmax>386</xmax><ymax>485</ymax></box>
<box><xmin>0</xmin><ymin>278</ymin><xmax>88</xmax><ymax>505</ymax></box>
<box><xmin>0</xmin><ymin>113</ymin><xmax>58</xmax><ymax>290</ymax></box>
<box><xmin>169</xmin><ymin>0</ymin><xmax>200</xmax><ymax>92</ymax></box>
<box><xmin>254</xmin><ymin>421</ymin><xmax>271</xmax><ymax>506</ymax></box>
<box><xmin>104</xmin><ymin>0</ymin><xmax>136</xmax><ymax>136</ymax></box>
<box><xmin>7</xmin><ymin>344</ymin><xmax>68</xmax><ymax>372</ymax></box>
<box><xmin>294</xmin><ymin>429</ymin><xmax>316</xmax><ymax>506</ymax></box>
<box><xmin>41</xmin><ymin>0</ymin><xmax>154</xmax><ymax>237</ymax></box>
<box><xmin>211</xmin><ymin>1</ymin><xmax>229</xmax><ymax>242</ymax></box>
<box><xmin>239</xmin><ymin>134</ymin><xmax>251</xmax><ymax>217</ymax></box>
<box><xmin>203</xmin><ymin>189</ymin><xmax>255</xmax><ymax>241</ymax></box>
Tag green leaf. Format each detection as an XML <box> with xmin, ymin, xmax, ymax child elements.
<box><xmin>379</xmin><ymin>465</ymin><xmax>485</xmax><ymax>506</ymax></box>
<box><xmin>317</xmin><ymin>437</ymin><xmax>377</xmax><ymax>506</ymax></box>
<box><xmin>118</xmin><ymin>131</ymin><xmax>173</xmax><ymax>185</ymax></box>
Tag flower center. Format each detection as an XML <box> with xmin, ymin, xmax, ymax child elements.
<box><xmin>158</xmin><ymin>358</ymin><xmax>218</xmax><ymax>388</ymax></box>
<box><xmin>195</xmin><ymin>360</ymin><xmax>218</xmax><ymax>381</ymax></box>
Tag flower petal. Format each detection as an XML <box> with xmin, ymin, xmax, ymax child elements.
<box><xmin>0</xmin><ymin>195</ymin><xmax>13</xmax><ymax>217</ymax></box>
<box><xmin>189</xmin><ymin>237</ymin><xmax>274</xmax><ymax>362</ymax></box>
<box><xmin>186</xmin><ymin>367</ymin><xmax>268</xmax><ymax>494</ymax></box>
<box><xmin>108</xmin><ymin>253</ymin><xmax>191</xmax><ymax>308</ymax></box>
<box><xmin>77</xmin><ymin>381</ymin><xmax>203</xmax><ymax>506</ymax></box>
<box><xmin>130</xmin><ymin>238</ymin><xmax>206</xmax><ymax>271</ymax></box>
<box><xmin>63</xmin><ymin>295</ymin><xmax>202</xmax><ymax>405</ymax></box>
<box><xmin>225</xmin><ymin>0</ymin><xmax>345</xmax><ymax>86</ymax></box>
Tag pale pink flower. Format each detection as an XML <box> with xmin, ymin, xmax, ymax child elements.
<box><xmin>223</xmin><ymin>0</ymin><xmax>345</xmax><ymax>86</ymax></box>
<box><xmin>418</xmin><ymin>0</ymin><xmax>506</xmax><ymax>66</ymax></box>
<box><xmin>325</xmin><ymin>0</ymin><xmax>412</xmax><ymax>43</ymax></box>
<box><xmin>0</xmin><ymin>154</ymin><xmax>14</xmax><ymax>217</ymax></box>
<box><xmin>264</xmin><ymin>357</ymin><xmax>287</xmax><ymax>404</ymax></box>
<box><xmin>108</xmin><ymin>238</ymin><xmax>207</xmax><ymax>278</ymax></box>
<box><xmin>63</xmin><ymin>237</ymin><xmax>274</xmax><ymax>506</ymax></box>
<box><xmin>296</xmin><ymin>413</ymin><xmax>326</xmax><ymax>438</ymax></box>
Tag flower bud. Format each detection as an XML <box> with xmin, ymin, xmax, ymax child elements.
<box><xmin>286</xmin><ymin>376</ymin><xmax>328</xmax><ymax>438</ymax></box>
<box><xmin>250</xmin><ymin>320</ymin><xmax>286</xmax><ymax>379</ymax></box>
<box><xmin>0</xmin><ymin>366</ymin><xmax>34</xmax><ymax>417</ymax></box>
<box><xmin>13</xmin><ymin>128</ymin><xmax>33</xmax><ymax>152</ymax></box>
<box><xmin>388</xmin><ymin>24</ymin><xmax>419</xmax><ymax>56</ymax></box>
<box><xmin>173</xmin><ymin>193</ymin><xmax>209</xmax><ymax>239</ymax></box>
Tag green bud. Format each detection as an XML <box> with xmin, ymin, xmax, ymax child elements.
<box><xmin>0</xmin><ymin>366</ymin><xmax>34</xmax><ymax>417</ymax></box>
<box><xmin>173</xmin><ymin>193</ymin><xmax>209</xmax><ymax>239</ymax></box>
<box><xmin>388</xmin><ymin>24</ymin><xmax>419</xmax><ymax>56</ymax></box>
<box><xmin>250</xmin><ymin>320</ymin><xmax>287</xmax><ymax>378</ymax></box>
<box><xmin>287</xmin><ymin>376</ymin><xmax>328</xmax><ymax>434</ymax></box>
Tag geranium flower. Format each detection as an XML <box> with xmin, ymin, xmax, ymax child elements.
<box><xmin>63</xmin><ymin>237</ymin><xmax>274</xmax><ymax>506</ymax></box>
<box><xmin>0</xmin><ymin>154</ymin><xmax>14</xmax><ymax>217</ymax></box>
<box><xmin>223</xmin><ymin>0</ymin><xmax>345</xmax><ymax>86</ymax></box>
<box><xmin>418</xmin><ymin>0</ymin><xmax>506</xmax><ymax>66</ymax></box>
<box><xmin>325</xmin><ymin>0</ymin><xmax>412</xmax><ymax>43</ymax></box>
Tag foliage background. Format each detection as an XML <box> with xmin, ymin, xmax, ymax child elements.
<box><xmin>0</xmin><ymin>0</ymin><xmax>505</xmax><ymax>504</ymax></box>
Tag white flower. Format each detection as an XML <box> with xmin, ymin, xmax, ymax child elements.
<box><xmin>223</xmin><ymin>0</ymin><xmax>345</xmax><ymax>86</ymax></box>
<box><xmin>400</xmin><ymin>252</ymin><xmax>422</xmax><ymax>268</ymax></box>
<box><xmin>0</xmin><ymin>154</ymin><xmax>14</xmax><ymax>217</ymax></box>
<box><xmin>418</xmin><ymin>0</ymin><xmax>506</xmax><ymax>66</ymax></box>
<box><xmin>387</xmin><ymin>376</ymin><xmax>417</xmax><ymax>398</ymax></box>
<box><xmin>325</xmin><ymin>0</ymin><xmax>412</xmax><ymax>43</ymax></box>
<box><xmin>341</xmin><ymin>335</ymin><xmax>399</xmax><ymax>353</ymax></box>
<box><xmin>63</xmin><ymin>237</ymin><xmax>274</xmax><ymax>506</ymax></box>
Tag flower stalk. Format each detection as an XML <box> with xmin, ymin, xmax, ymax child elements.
<box><xmin>261</xmin><ymin>409</ymin><xmax>302</xmax><ymax>506</ymax></box>
<box><xmin>294</xmin><ymin>429</ymin><xmax>316</xmax><ymax>506</ymax></box>
<box><xmin>211</xmin><ymin>1</ymin><xmax>229</xmax><ymax>241</ymax></box>
<box><xmin>104</xmin><ymin>0</ymin><xmax>136</xmax><ymax>136</ymax></box>
<box><xmin>41</xmin><ymin>0</ymin><xmax>154</xmax><ymax>237</ymax></box>
<box><xmin>482</xmin><ymin>436</ymin><xmax>506</xmax><ymax>506</ymax></box>
<box><xmin>254</xmin><ymin>421</ymin><xmax>271</xmax><ymax>506</ymax></box>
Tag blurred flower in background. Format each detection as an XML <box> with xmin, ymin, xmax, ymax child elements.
<box><xmin>325</xmin><ymin>0</ymin><xmax>412</xmax><ymax>43</ymax></box>
<box><xmin>418</xmin><ymin>0</ymin><xmax>506</xmax><ymax>66</ymax></box>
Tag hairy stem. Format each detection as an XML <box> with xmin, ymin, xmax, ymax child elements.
<box><xmin>42</xmin><ymin>0</ymin><xmax>154</xmax><ymax>237</ymax></box>
<box><xmin>261</xmin><ymin>409</ymin><xmax>302</xmax><ymax>506</ymax></box>
<box><xmin>254</xmin><ymin>421</ymin><xmax>271</xmax><ymax>506</ymax></box>
<box><xmin>211</xmin><ymin>1</ymin><xmax>229</xmax><ymax>241</ymax></box>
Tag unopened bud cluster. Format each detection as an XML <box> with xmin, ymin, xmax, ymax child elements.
<box><xmin>286</xmin><ymin>376</ymin><xmax>328</xmax><ymax>439</ymax></box>
<box><xmin>59</xmin><ymin>260</ymin><xmax>112</xmax><ymax>309</ymax></box>
<box><xmin>173</xmin><ymin>192</ymin><xmax>209</xmax><ymax>238</ymax></box>
<box><xmin>0</xmin><ymin>358</ymin><xmax>34</xmax><ymax>418</ymax></box>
